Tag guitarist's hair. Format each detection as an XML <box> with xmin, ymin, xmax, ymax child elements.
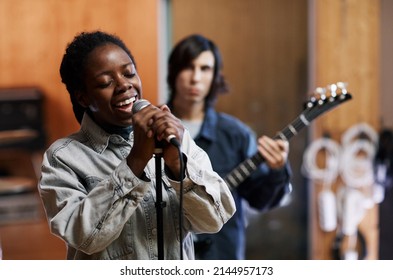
<box><xmin>167</xmin><ymin>34</ymin><xmax>229</xmax><ymax>109</ymax></box>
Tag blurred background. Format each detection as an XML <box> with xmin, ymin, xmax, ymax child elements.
<box><xmin>0</xmin><ymin>0</ymin><xmax>391</xmax><ymax>260</ymax></box>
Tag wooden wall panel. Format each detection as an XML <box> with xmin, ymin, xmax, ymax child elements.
<box><xmin>0</xmin><ymin>0</ymin><xmax>159</xmax><ymax>145</ymax></box>
<box><xmin>310</xmin><ymin>0</ymin><xmax>380</xmax><ymax>259</ymax></box>
<box><xmin>0</xmin><ymin>0</ymin><xmax>160</xmax><ymax>259</ymax></box>
<box><xmin>380</xmin><ymin>0</ymin><xmax>393</xmax><ymax>129</ymax></box>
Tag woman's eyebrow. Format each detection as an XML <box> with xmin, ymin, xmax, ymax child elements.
<box><xmin>94</xmin><ymin>62</ymin><xmax>134</xmax><ymax>78</ymax></box>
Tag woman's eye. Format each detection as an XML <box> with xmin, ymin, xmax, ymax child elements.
<box><xmin>98</xmin><ymin>81</ymin><xmax>112</xmax><ymax>88</ymax></box>
<box><xmin>124</xmin><ymin>72</ymin><xmax>136</xmax><ymax>78</ymax></box>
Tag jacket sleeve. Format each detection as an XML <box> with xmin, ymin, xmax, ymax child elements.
<box><xmin>165</xmin><ymin>131</ymin><xmax>236</xmax><ymax>234</ymax></box>
<box><xmin>38</xmin><ymin>144</ymin><xmax>152</xmax><ymax>254</ymax></box>
<box><xmin>236</xmin><ymin>132</ymin><xmax>292</xmax><ymax>212</ymax></box>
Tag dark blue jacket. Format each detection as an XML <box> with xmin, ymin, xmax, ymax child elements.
<box><xmin>193</xmin><ymin>107</ymin><xmax>292</xmax><ymax>260</ymax></box>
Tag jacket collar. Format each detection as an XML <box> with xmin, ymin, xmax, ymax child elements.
<box><xmin>198</xmin><ymin>107</ymin><xmax>218</xmax><ymax>142</ymax></box>
<box><xmin>80</xmin><ymin>113</ymin><xmax>131</xmax><ymax>154</ymax></box>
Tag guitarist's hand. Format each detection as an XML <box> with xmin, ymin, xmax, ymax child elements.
<box><xmin>257</xmin><ymin>136</ymin><xmax>289</xmax><ymax>170</ymax></box>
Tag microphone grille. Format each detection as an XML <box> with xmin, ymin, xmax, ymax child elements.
<box><xmin>132</xmin><ymin>99</ymin><xmax>150</xmax><ymax>114</ymax></box>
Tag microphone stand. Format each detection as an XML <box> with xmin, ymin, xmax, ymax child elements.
<box><xmin>154</xmin><ymin>141</ymin><xmax>166</xmax><ymax>260</ymax></box>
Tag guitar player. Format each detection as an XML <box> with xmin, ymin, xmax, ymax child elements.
<box><xmin>166</xmin><ymin>34</ymin><xmax>292</xmax><ymax>260</ymax></box>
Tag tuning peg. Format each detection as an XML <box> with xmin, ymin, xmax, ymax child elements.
<box><xmin>327</xmin><ymin>83</ymin><xmax>338</xmax><ymax>97</ymax></box>
<box><xmin>314</xmin><ymin>87</ymin><xmax>326</xmax><ymax>96</ymax></box>
<box><xmin>336</xmin><ymin>81</ymin><xmax>348</xmax><ymax>96</ymax></box>
<box><xmin>311</xmin><ymin>87</ymin><xmax>325</xmax><ymax>105</ymax></box>
<box><xmin>307</xmin><ymin>87</ymin><xmax>323</xmax><ymax>108</ymax></box>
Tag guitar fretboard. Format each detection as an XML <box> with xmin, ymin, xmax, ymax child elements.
<box><xmin>224</xmin><ymin>113</ymin><xmax>310</xmax><ymax>190</ymax></box>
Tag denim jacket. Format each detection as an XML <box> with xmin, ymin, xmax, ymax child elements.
<box><xmin>38</xmin><ymin>113</ymin><xmax>236</xmax><ymax>260</ymax></box>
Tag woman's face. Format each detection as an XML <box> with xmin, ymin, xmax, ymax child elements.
<box><xmin>175</xmin><ymin>50</ymin><xmax>215</xmax><ymax>105</ymax></box>
<box><xmin>78</xmin><ymin>43</ymin><xmax>142</xmax><ymax>128</ymax></box>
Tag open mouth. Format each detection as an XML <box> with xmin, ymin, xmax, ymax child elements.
<box><xmin>114</xmin><ymin>96</ymin><xmax>136</xmax><ymax>107</ymax></box>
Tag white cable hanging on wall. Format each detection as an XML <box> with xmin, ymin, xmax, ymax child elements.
<box><xmin>302</xmin><ymin>122</ymin><xmax>379</xmax><ymax>259</ymax></box>
<box><xmin>335</xmin><ymin>123</ymin><xmax>378</xmax><ymax>259</ymax></box>
<box><xmin>339</xmin><ymin>139</ymin><xmax>376</xmax><ymax>190</ymax></box>
<box><xmin>302</xmin><ymin>137</ymin><xmax>341</xmax><ymax>232</ymax></box>
<box><xmin>341</xmin><ymin>122</ymin><xmax>379</xmax><ymax>147</ymax></box>
<box><xmin>340</xmin><ymin>123</ymin><xmax>380</xmax><ymax>207</ymax></box>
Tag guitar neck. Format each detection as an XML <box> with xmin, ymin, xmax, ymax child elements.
<box><xmin>223</xmin><ymin>82</ymin><xmax>352</xmax><ymax>190</ymax></box>
<box><xmin>224</xmin><ymin>114</ymin><xmax>309</xmax><ymax>190</ymax></box>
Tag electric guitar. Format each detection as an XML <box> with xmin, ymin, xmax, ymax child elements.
<box><xmin>224</xmin><ymin>82</ymin><xmax>353</xmax><ymax>190</ymax></box>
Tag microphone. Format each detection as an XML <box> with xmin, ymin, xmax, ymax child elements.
<box><xmin>132</xmin><ymin>99</ymin><xmax>180</xmax><ymax>148</ymax></box>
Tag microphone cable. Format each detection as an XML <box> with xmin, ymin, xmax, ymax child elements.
<box><xmin>175</xmin><ymin>143</ymin><xmax>185</xmax><ymax>260</ymax></box>
<box><xmin>132</xmin><ymin>99</ymin><xmax>185</xmax><ymax>259</ymax></box>
<box><xmin>153</xmin><ymin>138</ymin><xmax>184</xmax><ymax>260</ymax></box>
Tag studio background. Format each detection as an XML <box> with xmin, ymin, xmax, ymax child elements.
<box><xmin>0</xmin><ymin>0</ymin><xmax>391</xmax><ymax>260</ymax></box>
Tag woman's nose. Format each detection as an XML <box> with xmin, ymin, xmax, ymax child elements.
<box><xmin>116</xmin><ymin>76</ymin><xmax>132</xmax><ymax>92</ymax></box>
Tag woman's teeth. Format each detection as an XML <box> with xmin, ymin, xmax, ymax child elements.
<box><xmin>116</xmin><ymin>97</ymin><xmax>135</xmax><ymax>107</ymax></box>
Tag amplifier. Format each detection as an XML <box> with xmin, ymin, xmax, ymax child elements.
<box><xmin>0</xmin><ymin>88</ymin><xmax>46</xmax><ymax>150</ymax></box>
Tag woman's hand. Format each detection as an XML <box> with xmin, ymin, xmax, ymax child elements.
<box><xmin>128</xmin><ymin>103</ymin><xmax>184</xmax><ymax>178</ymax></box>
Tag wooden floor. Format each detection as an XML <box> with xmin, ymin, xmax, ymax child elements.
<box><xmin>0</xmin><ymin>217</ymin><xmax>66</xmax><ymax>260</ymax></box>
<box><xmin>0</xmin><ymin>148</ymin><xmax>66</xmax><ymax>259</ymax></box>
<box><xmin>0</xmin><ymin>213</ymin><xmax>66</xmax><ymax>260</ymax></box>
<box><xmin>0</xmin><ymin>179</ymin><xmax>66</xmax><ymax>259</ymax></box>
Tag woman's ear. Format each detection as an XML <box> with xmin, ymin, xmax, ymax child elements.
<box><xmin>75</xmin><ymin>90</ymin><xmax>89</xmax><ymax>108</ymax></box>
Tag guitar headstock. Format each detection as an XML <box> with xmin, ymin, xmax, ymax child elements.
<box><xmin>304</xmin><ymin>82</ymin><xmax>352</xmax><ymax>121</ymax></box>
